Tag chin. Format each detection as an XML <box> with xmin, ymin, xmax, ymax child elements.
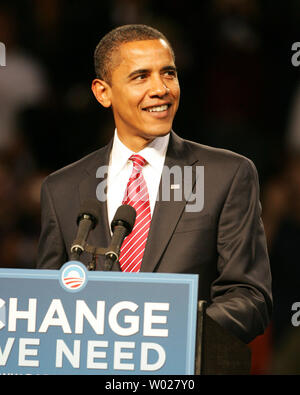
<box><xmin>144</xmin><ymin>125</ymin><xmax>172</xmax><ymax>138</ymax></box>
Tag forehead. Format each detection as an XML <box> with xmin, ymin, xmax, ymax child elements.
<box><xmin>112</xmin><ymin>39</ymin><xmax>175</xmax><ymax>75</ymax></box>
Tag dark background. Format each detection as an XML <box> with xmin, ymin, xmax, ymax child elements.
<box><xmin>1</xmin><ymin>0</ymin><xmax>300</xmax><ymax>374</ymax></box>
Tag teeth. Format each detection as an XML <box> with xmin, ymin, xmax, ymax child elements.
<box><xmin>146</xmin><ymin>105</ymin><xmax>168</xmax><ymax>112</ymax></box>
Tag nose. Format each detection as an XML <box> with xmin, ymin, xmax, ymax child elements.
<box><xmin>148</xmin><ymin>74</ymin><xmax>169</xmax><ymax>97</ymax></box>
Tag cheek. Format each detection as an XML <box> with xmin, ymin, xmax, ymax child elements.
<box><xmin>171</xmin><ymin>88</ymin><xmax>180</xmax><ymax>113</ymax></box>
<box><xmin>111</xmin><ymin>93</ymin><xmax>142</xmax><ymax>123</ymax></box>
<box><xmin>116</xmin><ymin>88</ymin><xmax>143</xmax><ymax>111</ymax></box>
<box><xmin>172</xmin><ymin>83</ymin><xmax>180</xmax><ymax>101</ymax></box>
<box><xmin>166</xmin><ymin>80</ymin><xmax>180</xmax><ymax>105</ymax></box>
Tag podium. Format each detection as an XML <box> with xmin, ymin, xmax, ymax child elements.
<box><xmin>195</xmin><ymin>301</ymin><xmax>251</xmax><ymax>375</ymax></box>
<box><xmin>0</xmin><ymin>262</ymin><xmax>251</xmax><ymax>375</ymax></box>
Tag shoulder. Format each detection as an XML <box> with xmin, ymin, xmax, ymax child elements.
<box><xmin>42</xmin><ymin>144</ymin><xmax>110</xmax><ymax>189</ymax></box>
<box><xmin>174</xmin><ymin>132</ymin><xmax>257</xmax><ymax>175</ymax></box>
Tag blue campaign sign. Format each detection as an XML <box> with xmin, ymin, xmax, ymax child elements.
<box><xmin>0</xmin><ymin>262</ymin><xmax>198</xmax><ymax>375</ymax></box>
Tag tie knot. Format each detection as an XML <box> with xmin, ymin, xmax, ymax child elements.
<box><xmin>129</xmin><ymin>154</ymin><xmax>147</xmax><ymax>169</ymax></box>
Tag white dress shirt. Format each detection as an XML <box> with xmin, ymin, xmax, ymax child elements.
<box><xmin>106</xmin><ymin>130</ymin><xmax>169</xmax><ymax>231</ymax></box>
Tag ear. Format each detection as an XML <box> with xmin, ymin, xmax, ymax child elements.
<box><xmin>91</xmin><ymin>78</ymin><xmax>112</xmax><ymax>108</ymax></box>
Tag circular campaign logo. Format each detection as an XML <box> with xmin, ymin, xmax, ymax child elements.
<box><xmin>60</xmin><ymin>261</ymin><xmax>87</xmax><ymax>292</ymax></box>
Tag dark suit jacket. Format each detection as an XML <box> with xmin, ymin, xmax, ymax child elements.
<box><xmin>37</xmin><ymin>131</ymin><xmax>272</xmax><ymax>343</ymax></box>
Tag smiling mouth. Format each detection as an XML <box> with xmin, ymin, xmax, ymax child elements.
<box><xmin>142</xmin><ymin>104</ymin><xmax>171</xmax><ymax>113</ymax></box>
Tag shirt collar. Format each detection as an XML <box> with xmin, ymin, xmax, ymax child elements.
<box><xmin>109</xmin><ymin>129</ymin><xmax>170</xmax><ymax>176</ymax></box>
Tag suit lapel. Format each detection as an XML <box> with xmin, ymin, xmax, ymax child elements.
<box><xmin>141</xmin><ymin>132</ymin><xmax>198</xmax><ymax>272</ymax></box>
<box><xmin>78</xmin><ymin>141</ymin><xmax>112</xmax><ymax>254</ymax></box>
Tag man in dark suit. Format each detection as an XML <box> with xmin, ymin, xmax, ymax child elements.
<box><xmin>37</xmin><ymin>24</ymin><xmax>272</xmax><ymax>344</ymax></box>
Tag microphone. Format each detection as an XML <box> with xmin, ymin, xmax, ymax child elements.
<box><xmin>104</xmin><ymin>204</ymin><xmax>136</xmax><ymax>271</ymax></box>
<box><xmin>70</xmin><ymin>199</ymin><xmax>102</xmax><ymax>261</ymax></box>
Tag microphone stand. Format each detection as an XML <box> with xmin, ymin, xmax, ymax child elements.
<box><xmin>70</xmin><ymin>241</ymin><xmax>113</xmax><ymax>271</ymax></box>
<box><xmin>70</xmin><ymin>205</ymin><xmax>136</xmax><ymax>271</ymax></box>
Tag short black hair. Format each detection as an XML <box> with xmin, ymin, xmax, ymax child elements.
<box><xmin>94</xmin><ymin>24</ymin><xmax>175</xmax><ymax>85</ymax></box>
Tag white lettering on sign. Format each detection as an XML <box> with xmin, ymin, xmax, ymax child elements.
<box><xmin>143</xmin><ymin>303</ymin><xmax>169</xmax><ymax>337</ymax></box>
<box><xmin>39</xmin><ymin>299</ymin><xmax>72</xmax><ymax>333</ymax></box>
<box><xmin>0</xmin><ymin>298</ymin><xmax>171</xmax><ymax>372</ymax></box>
<box><xmin>5</xmin><ymin>298</ymin><xmax>169</xmax><ymax>336</ymax></box>
<box><xmin>75</xmin><ymin>300</ymin><xmax>105</xmax><ymax>335</ymax></box>
<box><xmin>8</xmin><ymin>298</ymin><xmax>37</xmax><ymax>332</ymax></box>
<box><xmin>0</xmin><ymin>338</ymin><xmax>166</xmax><ymax>371</ymax></box>
<box><xmin>108</xmin><ymin>302</ymin><xmax>139</xmax><ymax>336</ymax></box>
<box><xmin>18</xmin><ymin>338</ymin><xmax>40</xmax><ymax>367</ymax></box>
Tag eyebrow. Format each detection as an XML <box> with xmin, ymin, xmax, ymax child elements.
<box><xmin>127</xmin><ymin>65</ymin><xmax>177</xmax><ymax>80</ymax></box>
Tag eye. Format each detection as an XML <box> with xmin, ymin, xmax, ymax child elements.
<box><xmin>133</xmin><ymin>73</ymin><xmax>148</xmax><ymax>81</ymax></box>
<box><xmin>163</xmin><ymin>69</ymin><xmax>177</xmax><ymax>79</ymax></box>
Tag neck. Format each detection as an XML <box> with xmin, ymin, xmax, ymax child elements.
<box><xmin>117</xmin><ymin>134</ymin><xmax>154</xmax><ymax>153</ymax></box>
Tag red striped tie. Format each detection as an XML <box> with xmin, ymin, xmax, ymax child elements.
<box><xmin>119</xmin><ymin>154</ymin><xmax>151</xmax><ymax>272</ymax></box>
